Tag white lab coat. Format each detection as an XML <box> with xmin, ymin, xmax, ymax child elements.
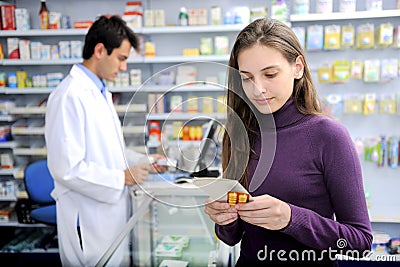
<box><xmin>45</xmin><ymin>65</ymin><xmax>143</xmax><ymax>266</ymax></box>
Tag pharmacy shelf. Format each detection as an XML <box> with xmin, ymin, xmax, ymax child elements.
<box><xmin>0</xmin><ymin>28</ymin><xmax>88</xmax><ymax>37</ymax></box>
<box><xmin>3</xmin><ymin>88</ymin><xmax>54</xmax><ymax>94</ymax></box>
<box><xmin>0</xmin><ymin>142</ymin><xmax>18</xmax><ymax>149</ymax></box>
<box><xmin>147</xmin><ymin>113</ymin><xmax>226</xmax><ymax>121</ymax></box>
<box><xmin>0</xmin><ymin>167</ymin><xmax>23</xmax><ymax>179</ymax></box>
<box><xmin>0</xmin><ymin>115</ymin><xmax>15</xmax><ymax>122</ymax></box>
<box><xmin>10</xmin><ymin>107</ymin><xmax>46</xmax><ymax>115</ymax></box>
<box><xmin>0</xmin><ymin>169</ymin><xmax>15</xmax><ymax>176</ymax></box>
<box><xmin>8</xmin><ymin>105</ymin><xmax>146</xmax><ymax>115</ymax></box>
<box><xmin>0</xmin><ymin>24</ymin><xmax>244</xmax><ymax>37</ymax></box>
<box><xmin>370</xmin><ymin>216</ymin><xmax>400</xmax><ymax>223</ymax></box>
<box><xmin>13</xmin><ymin>147</ymin><xmax>47</xmax><ymax>156</ymax></box>
<box><xmin>145</xmin><ymin>84</ymin><xmax>226</xmax><ymax>92</ymax></box>
<box><xmin>290</xmin><ymin>9</ymin><xmax>400</xmax><ymax>22</ymax></box>
<box><xmin>109</xmin><ymin>84</ymin><xmax>225</xmax><ymax>93</ymax></box>
<box><xmin>0</xmin><ymin>220</ymin><xmax>50</xmax><ymax>227</ymax></box>
<box><xmin>2</xmin><ymin>85</ymin><xmax>224</xmax><ymax>96</ymax></box>
<box><xmin>167</xmin><ymin>140</ymin><xmax>202</xmax><ymax>147</ymax></box>
<box><xmin>114</xmin><ymin>104</ymin><xmax>147</xmax><ymax>113</ymax></box>
<box><xmin>2</xmin><ymin>59</ymin><xmax>81</xmax><ymax>66</ymax></box>
<box><xmin>141</xmin><ymin>24</ymin><xmax>245</xmax><ymax>34</ymax></box>
<box><xmin>0</xmin><ymin>196</ymin><xmax>17</xmax><ymax>201</ymax></box>
<box><xmin>1</xmin><ymin>56</ymin><xmax>228</xmax><ymax>65</ymax></box>
<box><xmin>122</xmin><ymin>126</ymin><xmax>145</xmax><ymax>135</ymax></box>
<box><xmin>11</xmin><ymin>127</ymin><xmax>45</xmax><ymax>135</ymax></box>
<box><xmin>143</xmin><ymin>55</ymin><xmax>229</xmax><ymax>63</ymax></box>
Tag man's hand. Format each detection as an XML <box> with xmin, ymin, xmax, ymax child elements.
<box><xmin>124</xmin><ymin>163</ymin><xmax>151</xmax><ymax>186</ymax></box>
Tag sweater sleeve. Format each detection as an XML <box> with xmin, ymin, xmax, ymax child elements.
<box><xmin>281</xmin><ymin>119</ymin><xmax>372</xmax><ymax>253</ymax></box>
<box><xmin>215</xmin><ymin>219</ymin><xmax>244</xmax><ymax>246</ymax></box>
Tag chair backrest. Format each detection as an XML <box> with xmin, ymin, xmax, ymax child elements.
<box><xmin>24</xmin><ymin>160</ymin><xmax>55</xmax><ymax>204</ymax></box>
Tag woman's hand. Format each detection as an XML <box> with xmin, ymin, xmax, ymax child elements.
<box><xmin>236</xmin><ymin>195</ymin><xmax>291</xmax><ymax>230</ymax></box>
<box><xmin>204</xmin><ymin>198</ymin><xmax>238</xmax><ymax>225</ymax></box>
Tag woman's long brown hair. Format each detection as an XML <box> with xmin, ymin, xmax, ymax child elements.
<box><xmin>222</xmin><ymin>18</ymin><xmax>322</xmax><ymax>187</ymax></box>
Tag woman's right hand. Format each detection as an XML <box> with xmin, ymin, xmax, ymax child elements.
<box><xmin>204</xmin><ymin>198</ymin><xmax>238</xmax><ymax>225</ymax></box>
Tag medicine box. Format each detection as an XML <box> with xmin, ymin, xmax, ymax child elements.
<box><xmin>7</xmin><ymin>38</ymin><xmax>19</xmax><ymax>59</ymax></box>
<box><xmin>70</xmin><ymin>41</ymin><xmax>82</xmax><ymax>58</ymax></box>
<box><xmin>18</xmin><ymin>40</ymin><xmax>30</xmax><ymax>60</ymax></box>
<box><xmin>59</xmin><ymin>41</ymin><xmax>70</xmax><ymax>59</ymax></box>
<box><xmin>161</xmin><ymin>235</ymin><xmax>189</xmax><ymax>247</ymax></box>
<box><xmin>30</xmin><ymin>41</ymin><xmax>42</xmax><ymax>60</ymax></box>
<box><xmin>14</xmin><ymin>8</ymin><xmax>30</xmax><ymax>30</ymax></box>
<box><xmin>214</xmin><ymin>36</ymin><xmax>229</xmax><ymax>55</ymax></box>
<box><xmin>41</xmin><ymin>44</ymin><xmax>51</xmax><ymax>60</ymax></box>
<box><xmin>0</xmin><ymin>5</ymin><xmax>16</xmax><ymax>30</ymax></box>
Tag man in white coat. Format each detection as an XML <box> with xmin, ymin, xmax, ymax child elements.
<box><xmin>45</xmin><ymin>15</ymin><xmax>162</xmax><ymax>266</ymax></box>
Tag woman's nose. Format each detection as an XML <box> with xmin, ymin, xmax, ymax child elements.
<box><xmin>253</xmin><ymin>78</ymin><xmax>265</xmax><ymax>96</ymax></box>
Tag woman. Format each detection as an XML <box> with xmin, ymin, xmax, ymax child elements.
<box><xmin>204</xmin><ymin>18</ymin><xmax>372</xmax><ymax>266</ymax></box>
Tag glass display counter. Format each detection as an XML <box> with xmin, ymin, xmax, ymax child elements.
<box><xmin>95</xmin><ymin>181</ymin><xmax>400</xmax><ymax>267</ymax></box>
<box><xmin>96</xmin><ymin>181</ymin><xmax>233</xmax><ymax>267</ymax></box>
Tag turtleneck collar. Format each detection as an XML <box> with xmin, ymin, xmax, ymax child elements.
<box><xmin>271</xmin><ymin>98</ymin><xmax>307</xmax><ymax>129</ymax></box>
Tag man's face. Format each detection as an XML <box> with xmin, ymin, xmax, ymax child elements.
<box><xmin>97</xmin><ymin>39</ymin><xmax>131</xmax><ymax>81</ymax></box>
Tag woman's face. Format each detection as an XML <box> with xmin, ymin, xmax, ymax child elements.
<box><xmin>237</xmin><ymin>44</ymin><xmax>303</xmax><ymax>114</ymax></box>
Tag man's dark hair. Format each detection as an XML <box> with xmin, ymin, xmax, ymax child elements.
<box><xmin>82</xmin><ymin>15</ymin><xmax>139</xmax><ymax>59</ymax></box>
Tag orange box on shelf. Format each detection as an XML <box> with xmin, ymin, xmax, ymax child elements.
<box><xmin>73</xmin><ymin>20</ymin><xmax>93</xmax><ymax>29</ymax></box>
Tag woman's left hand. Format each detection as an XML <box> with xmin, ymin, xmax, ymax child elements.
<box><xmin>235</xmin><ymin>194</ymin><xmax>291</xmax><ymax>230</ymax></box>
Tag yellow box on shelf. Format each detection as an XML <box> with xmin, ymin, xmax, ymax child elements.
<box><xmin>332</xmin><ymin>60</ymin><xmax>350</xmax><ymax>83</ymax></box>
<box><xmin>145</xmin><ymin>41</ymin><xmax>156</xmax><ymax>57</ymax></box>
<box><xmin>356</xmin><ymin>23</ymin><xmax>375</xmax><ymax>49</ymax></box>
<box><xmin>317</xmin><ymin>63</ymin><xmax>332</xmax><ymax>83</ymax></box>
<box><xmin>187</xmin><ymin>96</ymin><xmax>198</xmax><ymax>113</ymax></box>
<box><xmin>376</xmin><ymin>23</ymin><xmax>394</xmax><ymax>47</ymax></box>
<box><xmin>324</xmin><ymin>25</ymin><xmax>341</xmax><ymax>50</ymax></box>
<box><xmin>341</xmin><ymin>24</ymin><xmax>355</xmax><ymax>49</ymax></box>
<box><xmin>182</xmin><ymin>48</ymin><xmax>200</xmax><ymax>56</ymax></box>
<box><xmin>202</xmin><ymin>96</ymin><xmax>214</xmax><ymax>114</ymax></box>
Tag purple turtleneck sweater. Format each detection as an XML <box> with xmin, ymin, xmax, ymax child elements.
<box><xmin>216</xmin><ymin>99</ymin><xmax>372</xmax><ymax>265</ymax></box>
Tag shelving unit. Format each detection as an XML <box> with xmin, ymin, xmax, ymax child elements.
<box><xmin>0</xmin><ymin>24</ymin><xmax>244</xmax><ymax>37</ymax></box>
<box><xmin>290</xmin><ymin>2</ymin><xmax>400</xmax><ymax>229</ymax></box>
<box><xmin>290</xmin><ymin>9</ymin><xmax>400</xmax><ymax>22</ymax></box>
<box><xmin>0</xmin><ymin>0</ymin><xmax>399</xmax><ymax>264</ymax></box>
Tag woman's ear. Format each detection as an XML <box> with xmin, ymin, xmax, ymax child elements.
<box><xmin>294</xmin><ymin>55</ymin><xmax>305</xmax><ymax>79</ymax></box>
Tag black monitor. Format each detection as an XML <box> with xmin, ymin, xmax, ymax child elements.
<box><xmin>190</xmin><ymin>119</ymin><xmax>222</xmax><ymax>178</ymax></box>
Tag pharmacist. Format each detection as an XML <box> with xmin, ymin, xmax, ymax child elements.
<box><xmin>45</xmin><ymin>15</ymin><xmax>165</xmax><ymax>266</ymax></box>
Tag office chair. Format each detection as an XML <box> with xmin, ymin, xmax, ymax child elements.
<box><xmin>24</xmin><ymin>159</ymin><xmax>57</xmax><ymax>225</ymax></box>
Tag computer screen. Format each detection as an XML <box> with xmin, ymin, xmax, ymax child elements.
<box><xmin>190</xmin><ymin>119</ymin><xmax>223</xmax><ymax>177</ymax></box>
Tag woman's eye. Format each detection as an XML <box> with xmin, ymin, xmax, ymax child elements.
<box><xmin>265</xmin><ymin>73</ymin><xmax>277</xmax><ymax>78</ymax></box>
<box><xmin>241</xmin><ymin>77</ymin><xmax>251</xmax><ymax>82</ymax></box>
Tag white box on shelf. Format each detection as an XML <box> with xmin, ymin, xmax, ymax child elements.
<box><xmin>18</xmin><ymin>39</ymin><xmax>30</xmax><ymax>60</ymax></box>
<box><xmin>30</xmin><ymin>41</ymin><xmax>42</xmax><ymax>60</ymax></box>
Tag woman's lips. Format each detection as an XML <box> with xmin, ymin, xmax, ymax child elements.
<box><xmin>255</xmin><ymin>97</ymin><xmax>272</xmax><ymax>105</ymax></box>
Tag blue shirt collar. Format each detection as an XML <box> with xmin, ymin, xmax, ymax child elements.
<box><xmin>76</xmin><ymin>63</ymin><xmax>106</xmax><ymax>93</ymax></box>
